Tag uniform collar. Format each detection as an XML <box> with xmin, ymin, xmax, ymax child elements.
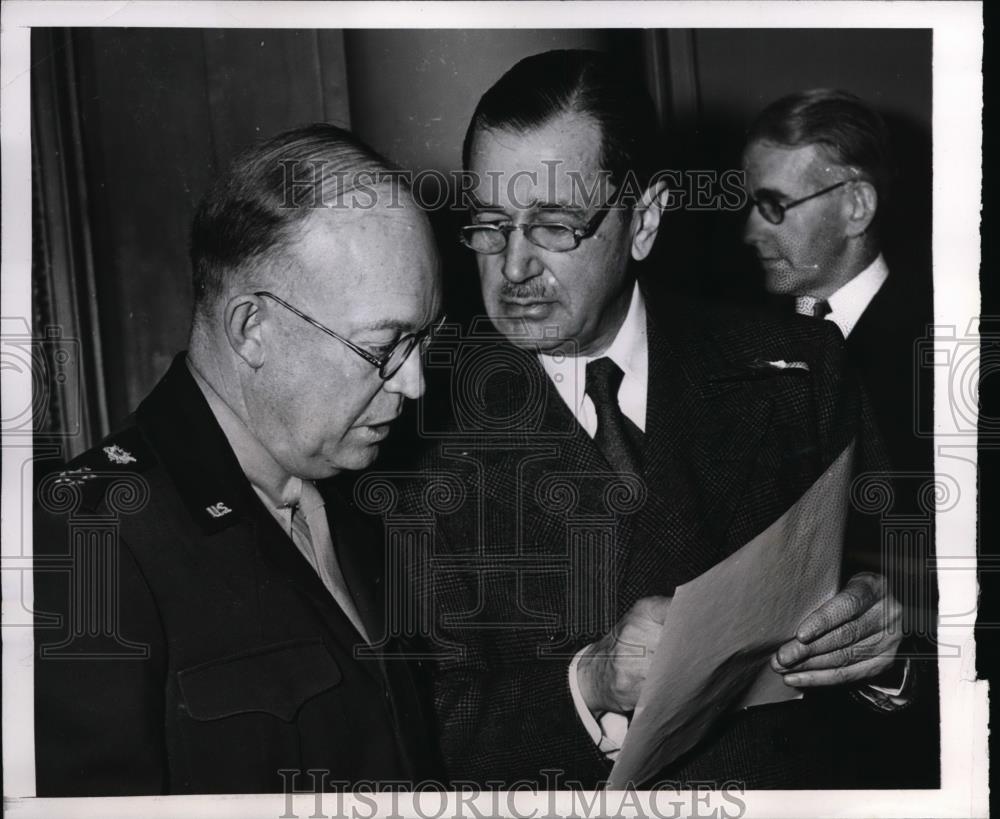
<box><xmin>136</xmin><ymin>353</ymin><xmax>267</xmax><ymax>533</ymax></box>
<box><xmin>186</xmin><ymin>358</ymin><xmax>303</xmax><ymax>512</ymax></box>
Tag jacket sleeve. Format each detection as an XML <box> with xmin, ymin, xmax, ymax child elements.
<box><xmin>33</xmin><ymin>500</ymin><xmax>168</xmax><ymax>796</ymax></box>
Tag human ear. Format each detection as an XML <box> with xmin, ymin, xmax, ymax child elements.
<box><xmin>844</xmin><ymin>180</ymin><xmax>878</xmax><ymax>238</ymax></box>
<box><xmin>224</xmin><ymin>293</ymin><xmax>266</xmax><ymax>368</ymax></box>
<box><xmin>630</xmin><ymin>178</ymin><xmax>670</xmax><ymax>261</ymax></box>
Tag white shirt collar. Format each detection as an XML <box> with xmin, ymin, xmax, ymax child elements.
<box><xmin>825</xmin><ymin>254</ymin><xmax>889</xmax><ymax>339</ymax></box>
<box><xmin>538</xmin><ymin>282</ymin><xmax>649</xmax><ymax>434</ymax></box>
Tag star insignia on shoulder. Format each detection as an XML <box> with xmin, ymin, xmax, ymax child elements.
<box><xmin>54</xmin><ymin>466</ymin><xmax>97</xmax><ymax>486</ymax></box>
<box><xmin>103</xmin><ymin>444</ymin><xmax>137</xmax><ymax>465</ymax></box>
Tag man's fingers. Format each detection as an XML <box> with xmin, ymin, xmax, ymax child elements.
<box><xmin>781</xmin><ymin>655</ymin><xmax>893</xmax><ymax>688</ymax></box>
<box><xmin>794</xmin><ymin>572</ymin><xmax>884</xmax><ymax>643</ymax></box>
<box><xmin>775</xmin><ymin>632</ymin><xmax>894</xmax><ymax>674</ymax></box>
<box><xmin>774</xmin><ymin>596</ymin><xmax>901</xmax><ymax>668</ymax></box>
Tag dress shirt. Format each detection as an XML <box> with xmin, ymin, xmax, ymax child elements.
<box><xmin>186</xmin><ymin>358</ymin><xmax>368</xmax><ymax>641</ymax></box>
<box><xmin>824</xmin><ymin>253</ymin><xmax>889</xmax><ymax>339</ymax></box>
<box><xmin>540</xmin><ymin>283</ymin><xmax>646</xmax><ymax>757</ymax></box>
<box><xmin>539</xmin><ymin>282</ymin><xmax>648</xmax><ymax>434</ymax></box>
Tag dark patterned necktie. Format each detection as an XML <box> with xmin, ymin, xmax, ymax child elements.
<box><xmin>585</xmin><ymin>357</ymin><xmax>643</xmax><ymax>474</ymax></box>
<box><xmin>794</xmin><ymin>296</ymin><xmax>832</xmax><ymax>319</ymax></box>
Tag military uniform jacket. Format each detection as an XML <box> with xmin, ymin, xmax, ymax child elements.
<box><xmin>33</xmin><ymin>354</ymin><xmax>439</xmax><ymax>795</ymax></box>
<box><xmin>390</xmin><ymin>292</ymin><xmax>897</xmax><ymax>789</ymax></box>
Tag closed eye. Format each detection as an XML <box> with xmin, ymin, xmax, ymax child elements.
<box><xmin>362</xmin><ymin>337</ymin><xmax>400</xmax><ymax>356</ymax></box>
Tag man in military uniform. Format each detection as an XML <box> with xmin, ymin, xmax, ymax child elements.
<box><xmin>33</xmin><ymin>124</ymin><xmax>443</xmax><ymax>795</ymax></box>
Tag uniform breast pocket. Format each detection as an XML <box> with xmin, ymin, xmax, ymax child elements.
<box><xmin>177</xmin><ymin>639</ymin><xmax>342</xmax><ymax>723</ymax></box>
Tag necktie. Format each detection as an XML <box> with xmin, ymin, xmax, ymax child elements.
<box><xmin>794</xmin><ymin>295</ymin><xmax>832</xmax><ymax>319</ymax></box>
<box><xmin>287</xmin><ymin>481</ymin><xmax>370</xmax><ymax>643</ymax></box>
<box><xmin>585</xmin><ymin>357</ymin><xmax>643</xmax><ymax>474</ymax></box>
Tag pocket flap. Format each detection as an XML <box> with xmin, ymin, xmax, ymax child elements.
<box><xmin>178</xmin><ymin>639</ymin><xmax>341</xmax><ymax>722</ymax></box>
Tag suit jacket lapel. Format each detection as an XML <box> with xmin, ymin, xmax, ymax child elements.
<box><xmin>446</xmin><ymin>311</ymin><xmax>775</xmax><ymax>600</ymax></box>
<box><xmin>320</xmin><ymin>480</ymin><xmax>386</xmax><ymax>653</ymax></box>
<box><xmin>472</xmin><ymin>347</ymin><xmax>609</xmax><ymax>506</ymax></box>
<box><xmin>624</xmin><ymin>308</ymin><xmax>774</xmax><ymax>592</ymax></box>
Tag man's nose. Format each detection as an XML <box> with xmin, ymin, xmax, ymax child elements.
<box><xmin>501</xmin><ymin>229</ymin><xmax>543</xmax><ymax>283</ymax></box>
<box><xmin>383</xmin><ymin>345</ymin><xmax>426</xmax><ymax>401</ymax></box>
<box><xmin>742</xmin><ymin>204</ymin><xmax>770</xmax><ymax>246</ymax></box>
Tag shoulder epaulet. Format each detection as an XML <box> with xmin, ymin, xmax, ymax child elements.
<box><xmin>50</xmin><ymin>425</ymin><xmax>157</xmax><ymax>512</ymax></box>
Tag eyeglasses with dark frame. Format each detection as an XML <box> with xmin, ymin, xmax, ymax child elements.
<box><xmin>747</xmin><ymin>179</ymin><xmax>851</xmax><ymax>225</ymax></box>
<box><xmin>459</xmin><ymin>200</ymin><xmax>616</xmax><ymax>255</ymax></box>
<box><xmin>254</xmin><ymin>291</ymin><xmax>446</xmax><ymax>381</ymax></box>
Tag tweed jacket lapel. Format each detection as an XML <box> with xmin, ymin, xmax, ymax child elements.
<box><xmin>446</xmin><ymin>308</ymin><xmax>775</xmax><ymax>604</ymax></box>
<box><xmin>620</xmin><ymin>309</ymin><xmax>775</xmax><ymax>600</ymax></box>
<box><xmin>463</xmin><ymin>345</ymin><xmax>631</xmax><ymax>558</ymax></box>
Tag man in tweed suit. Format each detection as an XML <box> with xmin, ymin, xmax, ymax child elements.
<box><xmin>388</xmin><ymin>50</ymin><xmax>913</xmax><ymax>789</ymax></box>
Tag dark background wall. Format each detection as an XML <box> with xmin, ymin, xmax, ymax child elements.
<box><xmin>30</xmin><ymin>28</ymin><xmax>931</xmax><ymax>447</ymax></box>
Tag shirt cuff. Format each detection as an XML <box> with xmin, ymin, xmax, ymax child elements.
<box><xmin>568</xmin><ymin>647</ymin><xmax>629</xmax><ymax>759</ymax></box>
<box><xmin>856</xmin><ymin>658</ymin><xmax>913</xmax><ymax>710</ymax></box>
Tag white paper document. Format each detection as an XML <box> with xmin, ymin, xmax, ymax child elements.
<box><xmin>607</xmin><ymin>443</ymin><xmax>855</xmax><ymax>789</ymax></box>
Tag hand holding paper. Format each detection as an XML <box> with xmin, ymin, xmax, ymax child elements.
<box><xmin>606</xmin><ymin>443</ymin><xmax>855</xmax><ymax>789</ymax></box>
<box><xmin>772</xmin><ymin>571</ymin><xmax>903</xmax><ymax>687</ymax></box>
<box><xmin>577</xmin><ymin>596</ymin><xmax>673</xmax><ymax>715</ymax></box>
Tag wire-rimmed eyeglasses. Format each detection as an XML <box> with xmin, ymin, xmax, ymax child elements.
<box><xmin>255</xmin><ymin>291</ymin><xmax>445</xmax><ymax>380</ymax></box>
<box><xmin>459</xmin><ymin>204</ymin><xmax>614</xmax><ymax>255</ymax></box>
<box><xmin>747</xmin><ymin>180</ymin><xmax>851</xmax><ymax>225</ymax></box>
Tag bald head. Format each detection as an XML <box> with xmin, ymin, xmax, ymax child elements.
<box><xmin>186</xmin><ymin>124</ymin><xmax>441</xmax><ymax>478</ymax></box>
<box><xmin>189</xmin><ymin>123</ymin><xmax>407</xmax><ymax>329</ymax></box>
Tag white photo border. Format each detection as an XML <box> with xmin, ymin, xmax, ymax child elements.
<box><xmin>1</xmin><ymin>2</ymin><xmax>985</xmax><ymax>817</ymax></box>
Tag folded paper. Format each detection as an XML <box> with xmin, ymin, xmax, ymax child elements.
<box><xmin>607</xmin><ymin>442</ymin><xmax>854</xmax><ymax>789</ymax></box>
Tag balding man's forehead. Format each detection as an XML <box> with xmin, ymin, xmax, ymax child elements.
<box><xmin>744</xmin><ymin>140</ymin><xmax>852</xmax><ymax>195</ymax></box>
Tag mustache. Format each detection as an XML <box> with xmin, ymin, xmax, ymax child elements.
<box><xmin>498</xmin><ymin>282</ymin><xmax>551</xmax><ymax>300</ymax></box>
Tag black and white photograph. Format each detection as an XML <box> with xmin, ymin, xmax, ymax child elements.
<box><xmin>1</xmin><ymin>2</ymin><xmax>986</xmax><ymax>817</ymax></box>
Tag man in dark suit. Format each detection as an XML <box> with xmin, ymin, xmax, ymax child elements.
<box><xmin>33</xmin><ymin>124</ymin><xmax>444</xmax><ymax>795</ymax></box>
<box><xmin>742</xmin><ymin>89</ymin><xmax>933</xmax><ymax>475</ymax></box>
<box><xmin>388</xmin><ymin>50</ymin><xmax>911</xmax><ymax>790</ymax></box>
<box><xmin>742</xmin><ymin>90</ymin><xmax>938</xmax><ymax>786</ymax></box>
